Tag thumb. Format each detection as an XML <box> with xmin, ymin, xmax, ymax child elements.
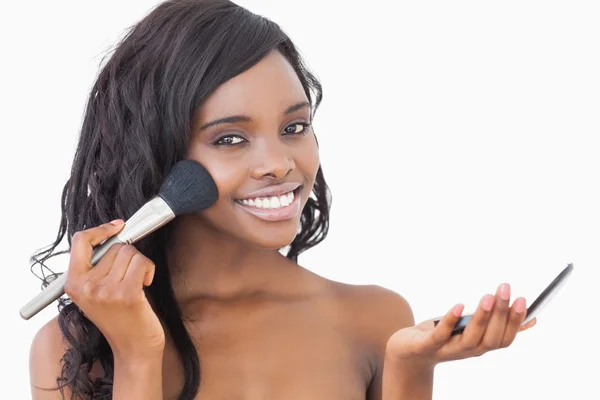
<box><xmin>424</xmin><ymin>304</ymin><xmax>465</xmax><ymax>349</ymax></box>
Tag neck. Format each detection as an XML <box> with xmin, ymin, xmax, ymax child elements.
<box><xmin>165</xmin><ymin>215</ymin><xmax>294</xmax><ymax>305</ymax></box>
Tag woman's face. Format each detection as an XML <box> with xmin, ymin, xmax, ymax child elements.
<box><xmin>186</xmin><ymin>50</ymin><xmax>320</xmax><ymax>250</ymax></box>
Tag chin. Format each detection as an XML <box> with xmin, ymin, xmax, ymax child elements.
<box><xmin>244</xmin><ymin>221</ymin><xmax>300</xmax><ymax>251</ymax></box>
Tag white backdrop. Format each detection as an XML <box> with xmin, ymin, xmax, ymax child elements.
<box><xmin>1</xmin><ymin>0</ymin><xmax>598</xmax><ymax>398</ymax></box>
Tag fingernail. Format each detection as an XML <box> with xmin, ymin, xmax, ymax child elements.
<box><xmin>499</xmin><ymin>283</ymin><xmax>510</xmax><ymax>300</ymax></box>
<box><xmin>110</xmin><ymin>219</ymin><xmax>124</xmax><ymax>225</ymax></box>
<box><xmin>514</xmin><ymin>297</ymin><xmax>526</xmax><ymax>313</ymax></box>
<box><xmin>482</xmin><ymin>295</ymin><xmax>495</xmax><ymax>311</ymax></box>
<box><xmin>453</xmin><ymin>304</ymin><xmax>464</xmax><ymax>317</ymax></box>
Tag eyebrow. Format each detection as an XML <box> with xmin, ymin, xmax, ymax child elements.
<box><xmin>199</xmin><ymin>101</ymin><xmax>310</xmax><ymax>131</ymax></box>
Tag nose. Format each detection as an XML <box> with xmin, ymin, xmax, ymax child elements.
<box><xmin>250</xmin><ymin>138</ymin><xmax>295</xmax><ymax>180</ymax></box>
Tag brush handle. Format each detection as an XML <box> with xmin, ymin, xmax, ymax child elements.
<box><xmin>20</xmin><ymin>196</ymin><xmax>175</xmax><ymax>320</ymax></box>
<box><xmin>19</xmin><ymin>235</ymin><xmax>125</xmax><ymax>320</ymax></box>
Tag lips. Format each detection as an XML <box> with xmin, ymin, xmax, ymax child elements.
<box><xmin>235</xmin><ymin>185</ymin><xmax>303</xmax><ymax>222</ymax></box>
<box><xmin>238</xmin><ymin>182</ymin><xmax>301</xmax><ymax>200</ymax></box>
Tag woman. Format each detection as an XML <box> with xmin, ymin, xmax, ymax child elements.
<box><xmin>28</xmin><ymin>1</ymin><xmax>535</xmax><ymax>399</ymax></box>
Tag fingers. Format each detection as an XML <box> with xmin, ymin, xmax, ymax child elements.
<box><xmin>104</xmin><ymin>245</ymin><xmax>139</xmax><ymax>283</ymax></box>
<box><xmin>413</xmin><ymin>284</ymin><xmax>537</xmax><ymax>365</ymax></box>
<box><xmin>519</xmin><ymin>317</ymin><xmax>537</xmax><ymax>332</ymax></box>
<box><xmin>460</xmin><ymin>285</ymin><xmax>533</xmax><ymax>355</ymax></box>
<box><xmin>460</xmin><ymin>294</ymin><xmax>495</xmax><ymax>346</ymax></box>
<box><xmin>122</xmin><ymin>253</ymin><xmax>155</xmax><ymax>290</ymax></box>
<box><xmin>499</xmin><ymin>297</ymin><xmax>528</xmax><ymax>348</ymax></box>
<box><xmin>68</xmin><ymin>219</ymin><xmax>125</xmax><ymax>277</ymax></box>
<box><xmin>479</xmin><ymin>283</ymin><xmax>511</xmax><ymax>350</ymax></box>
<box><xmin>66</xmin><ymin>244</ymin><xmax>154</xmax><ymax>307</ymax></box>
<box><xmin>143</xmin><ymin>261</ymin><xmax>156</xmax><ymax>287</ymax></box>
<box><xmin>426</xmin><ymin>304</ymin><xmax>465</xmax><ymax>349</ymax></box>
<box><xmin>84</xmin><ymin>243</ymin><xmax>125</xmax><ymax>282</ymax></box>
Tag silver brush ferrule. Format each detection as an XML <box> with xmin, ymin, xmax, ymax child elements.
<box><xmin>88</xmin><ymin>195</ymin><xmax>175</xmax><ymax>265</ymax></box>
<box><xmin>117</xmin><ymin>195</ymin><xmax>175</xmax><ymax>244</ymax></box>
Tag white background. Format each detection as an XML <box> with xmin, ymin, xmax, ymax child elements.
<box><xmin>1</xmin><ymin>0</ymin><xmax>598</xmax><ymax>398</ymax></box>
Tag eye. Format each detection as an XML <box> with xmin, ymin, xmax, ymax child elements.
<box><xmin>283</xmin><ymin>122</ymin><xmax>311</xmax><ymax>136</ymax></box>
<box><xmin>213</xmin><ymin>135</ymin><xmax>246</xmax><ymax>146</ymax></box>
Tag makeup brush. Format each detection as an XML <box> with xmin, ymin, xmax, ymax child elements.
<box><xmin>20</xmin><ymin>159</ymin><xmax>219</xmax><ymax>320</ymax></box>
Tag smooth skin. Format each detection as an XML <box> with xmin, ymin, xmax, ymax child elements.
<box><xmin>29</xmin><ymin>50</ymin><xmax>535</xmax><ymax>400</ymax></box>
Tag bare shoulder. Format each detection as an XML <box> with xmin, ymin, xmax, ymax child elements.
<box><xmin>295</xmin><ymin>265</ymin><xmax>415</xmax><ymax>341</ymax></box>
<box><xmin>29</xmin><ymin>316</ymin><xmax>69</xmax><ymax>399</ymax></box>
<box><xmin>323</xmin><ymin>282</ymin><xmax>416</xmax><ymax>398</ymax></box>
<box><xmin>330</xmin><ymin>282</ymin><xmax>415</xmax><ymax>343</ymax></box>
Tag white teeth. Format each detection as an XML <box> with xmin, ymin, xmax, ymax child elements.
<box><xmin>240</xmin><ymin>190</ymin><xmax>296</xmax><ymax>209</ymax></box>
<box><xmin>270</xmin><ymin>196</ymin><xmax>280</xmax><ymax>208</ymax></box>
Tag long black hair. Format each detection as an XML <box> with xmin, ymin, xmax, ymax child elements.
<box><xmin>30</xmin><ymin>1</ymin><xmax>331</xmax><ymax>398</ymax></box>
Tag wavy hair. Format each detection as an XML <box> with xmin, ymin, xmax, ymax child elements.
<box><xmin>30</xmin><ymin>1</ymin><xmax>331</xmax><ymax>398</ymax></box>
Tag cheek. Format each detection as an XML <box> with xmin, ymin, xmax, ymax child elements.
<box><xmin>187</xmin><ymin>144</ymin><xmax>247</xmax><ymax>201</ymax></box>
<box><xmin>207</xmin><ymin>162</ymin><xmax>246</xmax><ymax>201</ymax></box>
<box><xmin>297</xmin><ymin>135</ymin><xmax>320</xmax><ymax>182</ymax></box>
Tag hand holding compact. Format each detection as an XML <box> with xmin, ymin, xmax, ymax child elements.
<box><xmin>386</xmin><ymin>283</ymin><xmax>536</xmax><ymax>366</ymax></box>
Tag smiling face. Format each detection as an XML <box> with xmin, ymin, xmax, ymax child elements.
<box><xmin>186</xmin><ymin>50</ymin><xmax>320</xmax><ymax>250</ymax></box>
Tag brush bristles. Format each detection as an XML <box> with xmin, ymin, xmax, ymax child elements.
<box><xmin>158</xmin><ymin>160</ymin><xmax>218</xmax><ymax>216</ymax></box>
